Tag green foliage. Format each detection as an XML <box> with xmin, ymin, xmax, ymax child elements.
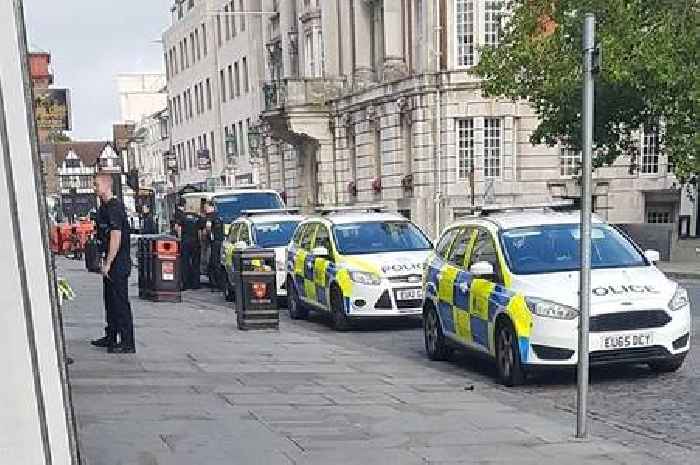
<box><xmin>475</xmin><ymin>0</ymin><xmax>699</xmax><ymax>181</ymax></box>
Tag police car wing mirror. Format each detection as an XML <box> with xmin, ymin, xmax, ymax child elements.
<box><xmin>312</xmin><ymin>246</ymin><xmax>330</xmax><ymax>258</ymax></box>
<box><xmin>234</xmin><ymin>241</ymin><xmax>248</xmax><ymax>249</ymax></box>
<box><xmin>644</xmin><ymin>250</ymin><xmax>660</xmax><ymax>263</ymax></box>
<box><xmin>469</xmin><ymin>261</ymin><xmax>495</xmax><ymax>276</ymax></box>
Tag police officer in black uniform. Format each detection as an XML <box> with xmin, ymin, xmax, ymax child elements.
<box><xmin>205</xmin><ymin>201</ymin><xmax>225</xmax><ymax>290</ymax></box>
<box><xmin>92</xmin><ymin>173</ymin><xmax>136</xmax><ymax>353</ymax></box>
<box><xmin>176</xmin><ymin>202</ymin><xmax>204</xmax><ymax>290</ymax></box>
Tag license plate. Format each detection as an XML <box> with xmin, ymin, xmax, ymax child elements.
<box><xmin>396</xmin><ymin>288</ymin><xmax>423</xmax><ymax>301</ymax></box>
<box><xmin>601</xmin><ymin>332</ymin><xmax>653</xmax><ymax>350</ymax></box>
<box><xmin>161</xmin><ymin>262</ymin><xmax>174</xmax><ymax>281</ymax></box>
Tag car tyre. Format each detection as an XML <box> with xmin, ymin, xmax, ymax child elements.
<box><xmin>495</xmin><ymin>320</ymin><xmax>526</xmax><ymax>387</ymax></box>
<box><xmin>223</xmin><ymin>274</ymin><xmax>234</xmax><ymax>302</ymax></box>
<box><xmin>331</xmin><ymin>287</ymin><xmax>351</xmax><ymax>331</ymax></box>
<box><xmin>424</xmin><ymin>305</ymin><xmax>449</xmax><ymax>361</ymax></box>
<box><xmin>287</xmin><ymin>277</ymin><xmax>308</xmax><ymax>320</ymax></box>
<box><xmin>649</xmin><ymin>354</ymin><xmax>686</xmax><ymax>374</ymax></box>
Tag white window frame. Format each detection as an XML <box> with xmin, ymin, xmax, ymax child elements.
<box><xmin>483</xmin><ymin>0</ymin><xmax>503</xmax><ymax>48</ymax></box>
<box><xmin>457</xmin><ymin>118</ymin><xmax>475</xmax><ymax>180</ymax></box>
<box><xmin>483</xmin><ymin>117</ymin><xmax>502</xmax><ymax>178</ymax></box>
<box><xmin>640</xmin><ymin>123</ymin><xmax>660</xmax><ymax>176</ymax></box>
<box><xmin>559</xmin><ymin>146</ymin><xmax>581</xmax><ymax>178</ymax></box>
<box><xmin>305</xmin><ymin>30</ymin><xmax>314</xmax><ymax>77</ymax></box>
<box><xmin>454</xmin><ymin>0</ymin><xmax>476</xmax><ymax>68</ymax></box>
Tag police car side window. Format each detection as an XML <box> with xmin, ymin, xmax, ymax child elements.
<box><xmin>436</xmin><ymin>228</ymin><xmax>459</xmax><ymax>259</ymax></box>
<box><xmin>470</xmin><ymin>229</ymin><xmax>502</xmax><ymax>282</ymax></box>
<box><xmin>292</xmin><ymin>224</ymin><xmax>307</xmax><ymax>246</ymax></box>
<box><xmin>314</xmin><ymin>225</ymin><xmax>333</xmax><ymax>259</ymax></box>
<box><xmin>301</xmin><ymin>224</ymin><xmax>317</xmax><ymax>251</ymax></box>
<box><xmin>447</xmin><ymin>228</ymin><xmax>473</xmax><ymax>268</ymax></box>
<box><xmin>228</xmin><ymin>223</ymin><xmax>240</xmax><ymax>242</ymax></box>
<box><xmin>239</xmin><ymin>224</ymin><xmax>251</xmax><ymax>245</ymax></box>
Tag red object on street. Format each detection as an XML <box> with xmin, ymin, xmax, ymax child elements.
<box><xmin>251</xmin><ymin>282</ymin><xmax>268</xmax><ymax>299</ymax></box>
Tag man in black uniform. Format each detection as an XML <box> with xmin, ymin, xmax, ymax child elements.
<box><xmin>93</xmin><ymin>174</ymin><xmax>136</xmax><ymax>353</ymax></box>
<box><xmin>205</xmin><ymin>202</ymin><xmax>225</xmax><ymax>290</ymax></box>
<box><xmin>176</xmin><ymin>203</ymin><xmax>204</xmax><ymax>290</ymax></box>
<box><xmin>141</xmin><ymin>205</ymin><xmax>157</xmax><ymax>235</ymax></box>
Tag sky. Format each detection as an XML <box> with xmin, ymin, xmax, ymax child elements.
<box><xmin>25</xmin><ymin>0</ymin><xmax>171</xmax><ymax>140</ymax></box>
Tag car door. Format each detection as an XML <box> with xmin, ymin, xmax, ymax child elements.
<box><xmin>466</xmin><ymin>228</ymin><xmax>509</xmax><ymax>352</ymax></box>
<box><xmin>438</xmin><ymin>228</ymin><xmax>475</xmax><ymax>342</ymax></box>
<box><xmin>311</xmin><ymin>223</ymin><xmax>334</xmax><ymax>310</ymax></box>
<box><xmin>223</xmin><ymin>223</ymin><xmax>241</xmax><ymax>281</ymax></box>
<box><xmin>237</xmin><ymin>222</ymin><xmax>252</xmax><ymax>248</ymax></box>
<box><xmin>296</xmin><ymin>223</ymin><xmax>318</xmax><ymax>305</ymax></box>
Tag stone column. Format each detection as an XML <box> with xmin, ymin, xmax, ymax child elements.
<box><xmin>352</xmin><ymin>0</ymin><xmax>373</xmax><ymax>88</ymax></box>
<box><xmin>382</xmin><ymin>0</ymin><xmax>407</xmax><ymax>81</ymax></box>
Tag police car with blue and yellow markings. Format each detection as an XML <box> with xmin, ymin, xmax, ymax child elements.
<box><xmin>286</xmin><ymin>206</ymin><xmax>433</xmax><ymax>330</ymax></box>
<box><xmin>423</xmin><ymin>203</ymin><xmax>691</xmax><ymax>386</ymax></box>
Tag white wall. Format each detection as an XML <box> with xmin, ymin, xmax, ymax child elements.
<box><xmin>0</xmin><ymin>1</ymin><xmax>75</xmax><ymax>463</ymax></box>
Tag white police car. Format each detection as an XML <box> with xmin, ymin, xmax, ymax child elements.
<box><xmin>286</xmin><ymin>206</ymin><xmax>433</xmax><ymax>330</ymax></box>
<box><xmin>221</xmin><ymin>209</ymin><xmax>305</xmax><ymax>302</ymax></box>
<box><xmin>423</xmin><ymin>203</ymin><xmax>691</xmax><ymax>386</ymax></box>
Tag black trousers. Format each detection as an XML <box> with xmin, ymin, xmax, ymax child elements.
<box><xmin>181</xmin><ymin>241</ymin><xmax>201</xmax><ymax>289</ymax></box>
<box><xmin>209</xmin><ymin>240</ymin><xmax>223</xmax><ymax>288</ymax></box>
<box><xmin>103</xmin><ymin>268</ymin><xmax>135</xmax><ymax>348</ymax></box>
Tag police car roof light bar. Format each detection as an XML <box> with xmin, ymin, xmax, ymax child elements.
<box><xmin>241</xmin><ymin>208</ymin><xmax>300</xmax><ymax>216</ymax></box>
<box><xmin>474</xmin><ymin>200</ymin><xmax>576</xmax><ymax>216</ymax></box>
<box><xmin>315</xmin><ymin>205</ymin><xmax>388</xmax><ymax>215</ymax></box>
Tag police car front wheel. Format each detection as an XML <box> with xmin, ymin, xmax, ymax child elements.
<box><xmin>424</xmin><ymin>305</ymin><xmax>449</xmax><ymax>361</ymax></box>
<box><xmin>287</xmin><ymin>277</ymin><xmax>308</xmax><ymax>320</ymax></box>
<box><xmin>495</xmin><ymin>320</ymin><xmax>526</xmax><ymax>386</ymax></box>
<box><xmin>648</xmin><ymin>354</ymin><xmax>686</xmax><ymax>374</ymax></box>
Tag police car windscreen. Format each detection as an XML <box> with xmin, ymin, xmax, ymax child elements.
<box><xmin>500</xmin><ymin>224</ymin><xmax>647</xmax><ymax>274</ymax></box>
<box><xmin>215</xmin><ymin>193</ymin><xmax>283</xmax><ymax>222</ymax></box>
<box><xmin>254</xmin><ymin>221</ymin><xmax>300</xmax><ymax>248</ymax></box>
<box><xmin>333</xmin><ymin>222</ymin><xmax>432</xmax><ymax>255</ymax></box>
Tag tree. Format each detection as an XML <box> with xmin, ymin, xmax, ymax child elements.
<box><xmin>475</xmin><ymin>0</ymin><xmax>699</xmax><ymax>181</ymax></box>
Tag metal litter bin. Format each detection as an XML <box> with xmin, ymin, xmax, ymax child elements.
<box><xmin>232</xmin><ymin>248</ymin><xmax>278</xmax><ymax>330</ymax></box>
<box><xmin>138</xmin><ymin>235</ymin><xmax>181</xmax><ymax>302</ymax></box>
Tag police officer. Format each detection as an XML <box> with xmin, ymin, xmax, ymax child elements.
<box><xmin>92</xmin><ymin>173</ymin><xmax>135</xmax><ymax>353</ymax></box>
<box><xmin>176</xmin><ymin>202</ymin><xmax>204</xmax><ymax>290</ymax></box>
<box><xmin>205</xmin><ymin>202</ymin><xmax>224</xmax><ymax>290</ymax></box>
<box><xmin>141</xmin><ymin>205</ymin><xmax>157</xmax><ymax>235</ymax></box>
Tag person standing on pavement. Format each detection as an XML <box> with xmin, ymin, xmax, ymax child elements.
<box><xmin>92</xmin><ymin>174</ymin><xmax>136</xmax><ymax>354</ymax></box>
<box><xmin>141</xmin><ymin>205</ymin><xmax>157</xmax><ymax>235</ymax></box>
<box><xmin>205</xmin><ymin>201</ymin><xmax>224</xmax><ymax>290</ymax></box>
<box><xmin>176</xmin><ymin>203</ymin><xmax>204</xmax><ymax>290</ymax></box>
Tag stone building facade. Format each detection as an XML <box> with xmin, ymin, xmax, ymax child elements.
<box><xmin>254</xmin><ymin>0</ymin><xmax>695</xmax><ymax>238</ymax></box>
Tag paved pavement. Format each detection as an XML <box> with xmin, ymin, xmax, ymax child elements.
<box><xmin>60</xmin><ymin>257</ymin><xmax>696</xmax><ymax>465</ymax></box>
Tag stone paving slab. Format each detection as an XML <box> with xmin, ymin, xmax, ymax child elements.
<box><xmin>60</xmin><ymin>258</ymin><xmax>677</xmax><ymax>465</ymax></box>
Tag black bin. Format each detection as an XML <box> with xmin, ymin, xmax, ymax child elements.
<box><xmin>138</xmin><ymin>234</ymin><xmax>181</xmax><ymax>303</ymax></box>
<box><xmin>84</xmin><ymin>237</ymin><xmax>100</xmax><ymax>272</ymax></box>
<box><xmin>232</xmin><ymin>248</ymin><xmax>278</xmax><ymax>330</ymax></box>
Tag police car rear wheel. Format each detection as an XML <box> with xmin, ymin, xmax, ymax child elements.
<box><xmin>224</xmin><ymin>275</ymin><xmax>234</xmax><ymax>302</ymax></box>
<box><xmin>287</xmin><ymin>278</ymin><xmax>308</xmax><ymax>320</ymax></box>
<box><xmin>424</xmin><ymin>306</ymin><xmax>448</xmax><ymax>361</ymax></box>
<box><xmin>495</xmin><ymin>322</ymin><xmax>525</xmax><ymax>386</ymax></box>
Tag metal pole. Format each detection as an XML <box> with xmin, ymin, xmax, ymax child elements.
<box><xmin>434</xmin><ymin>0</ymin><xmax>442</xmax><ymax>235</ymax></box>
<box><xmin>577</xmin><ymin>13</ymin><xmax>595</xmax><ymax>439</ymax></box>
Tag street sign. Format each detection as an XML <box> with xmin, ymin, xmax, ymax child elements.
<box><xmin>34</xmin><ymin>88</ymin><xmax>71</xmax><ymax>130</ymax></box>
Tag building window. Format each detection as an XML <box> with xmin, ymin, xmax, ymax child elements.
<box><xmin>242</xmin><ymin>57</ymin><xmax>248</xmax><ymax>93</ymax></box>
<box><xmin>184</xmin><ymin>37</ymin><xmax>190</xmax><ymax>67</ymax></box>
<box><xmin>231</xmin><ymin>1</ymin><xmax>237</xmax><ymax>37</ymax></box>
<box><xmin>455</xmin><ymin>0</ymin><xmax>475</xmax><ymax>67</ymax></box>
<box><xmin>191</xmin><ymin>32</ymin><xmax>196</xmax><ymax>63</ymax></box>
<box><xmin>217</xmin><ymin>14</ymin><xmax>222</xmax><ymax>46</ymax></box>
<box><xmin>647</xmin><ymin>210</ymin><xmax>672</xmax><ymax>224</ymax></box>
<box><xmin>483</xmin><ymin>118</ymin><xmax>502</xmax><ymax>178</ymax></box>
<box><xmin>228</xmin><ymin>65</ymin><xmax>234</xmax><ymax>100</ymax></box>
<box><xmin>305</xmin><ymin>31</ymin><xmax>314</xmax><ymax>77</ymax></box>
<box><xmin>206</xmin><ymin>78</ymin><xmax>212</xmax><ymax>110</ymax></box>
<box><xmin>317</xmin><ymin>29</ymin><xmax>325</xmax><ymax>76</ymax></box>
<box><xmin>210</xmin><ymin>131</ymin><xmax>215</xmax><ymax>161</ymax></box>
<box><xmin>189</xmin><ymin>89</ymin><xmax>194</xmax><ymax>118</ymax></box>
<box><xmin>231</xmin><ymin>125</ymin><xmax>238</xmax><ymax>157</ymax></box>
<box><xmin>641</xmin><ymin>124</ymin><xmax>660</xmax><ymax>174</ymax></box>
<box><xmin>484</xmin><ymin>1</ymin><xmax>503</xmax><ymax>48</ymax></box>
<box><xmin>240</xmin><ymin>0</ymin><xmax>245</xmax><ymax>31</ymax></box>
<box><xmin>65</xmin><ymin>158</ymin><xmax>81</xmax><ymax>169</ymax></box>
<box><xmin>234</xmin><ymin>62</ymin><xmax>240</xmax><ymax>97</ymax></box>
<box><xmin>202</xmin><ymin>23</ymin><xmax>208</xmax><ymax>56</ymax></box>
<box><xmin>239</xmin><ymin>121</ymin><xmax>245</xmax><ymax>156</ymax></box>
<box><xmin>220</xmin><ymin>69</ymin><xmax>226</xmax><ymax>102</ymax></box>
<box><xmin>560</xmin><ymin>146</ymin><xmax>581</xmax><ymax>177</ymax></box>
<box><xmin>457</xmin><ymin>118</ymin><xmax>475</xmax><ymax>179</ymax></box>
<box><xmin>195</xmin><ymin>29</ymin><xmax>201</xmax><ymax>61</ymax></box>
<box><xmin>225</xmin><ymin>5</ymin><xmax>231</xmax><ymax>40</ymax></box>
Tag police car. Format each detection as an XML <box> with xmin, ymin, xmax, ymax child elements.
<box><xmin>286</xmin><ymin>206</ymin><xmax>433</xmax><ymax>330</ymax></box>
<box><xmin>423</xmin><ymin>203</ymin><xmax>691</xmax><ymax>386</ymax></box>
<box><xmin>221</xmin><ymin>209</ymin><xmax>305</xmax><ymax>302</ymax></box>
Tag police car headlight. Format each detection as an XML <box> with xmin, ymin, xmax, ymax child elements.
<box><xmin>526</xmin><ymin>297</ymin><xmax>578</xmax><ymax>320</ymax></box>
<box><xmin>669</xmin><ymin>286</ymin><xmax>689</xmax><ymax>312</ymax></box>
<box><xmin>350</xmin><ymin>271</ymin><xmax>381</xmax><ymax>286</ymax></box>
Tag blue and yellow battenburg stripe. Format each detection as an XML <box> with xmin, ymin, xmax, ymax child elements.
<box><xmin>427</xmin><ymin>256</ymin><xmax>533</xmax><ymax>362</ymax></box>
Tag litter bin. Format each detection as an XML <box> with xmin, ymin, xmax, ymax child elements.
<box><xmin>232</xmin><ymin>248</ymin><xmax>278</xmax><ymax>330</ymax></box>
<box><xmin>84</xmin><ymin>236</ymin><xmax>100</xmax><ymax>272</ymax></box>
<box><xmin>138</xmin><ymin>235</ymin><xmax>181</xmax><ymax>302</ymax></box>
